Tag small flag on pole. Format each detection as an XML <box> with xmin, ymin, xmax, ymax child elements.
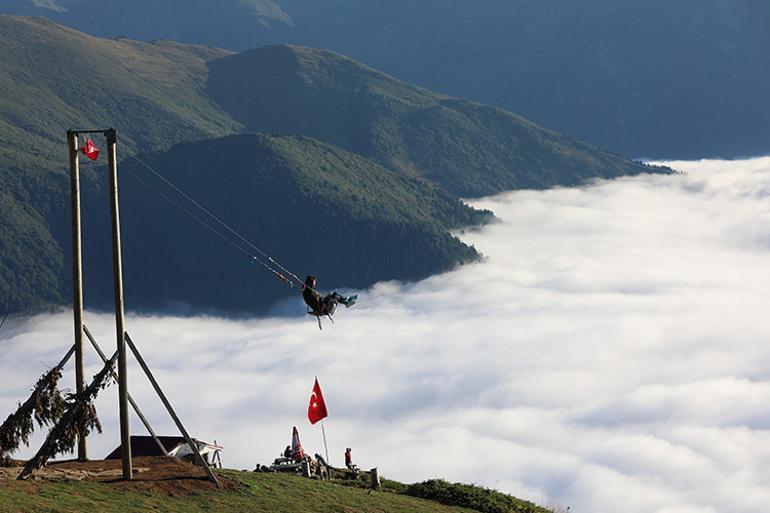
<box><xmin>291</xmin><ymin>426</ymin><xmax>305</xmax><ymax>460</ymax></box>
<box><xmin>308</xmin><ymin>377</ymin><xmax>328</xmax><ymax>425</ymax></box>
<box><xmin>80</xmin><ymin>137</ymin><xmax>100</xmax><ymax>161</ymax></box>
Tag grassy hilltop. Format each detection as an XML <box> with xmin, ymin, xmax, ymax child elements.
<box><xmin>0</xmin><ymin>468</ymin><xmax>551</xmax><ymax>513</ymax></box>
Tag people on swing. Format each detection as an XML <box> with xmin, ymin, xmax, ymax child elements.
<box><xmin>302</xmin><ymin>275</ymin><xmax>355</xmax><ymax>316</ymax></box>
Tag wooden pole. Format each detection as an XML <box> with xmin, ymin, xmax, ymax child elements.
<box><xmin>67</xmin><ymin>130</ymin><xmax>87</xmax><ymax>462</ymax></box>
<box><xmin>106</xmin><ymin>128</ymin><xmax>132</xmax><ymax>480</ymax></box>
<box><xmin>125</xmin><ymin>332</ymin><xmax>220</xmax><ymax>486</ymax></box>
<box><xmin>82</xmin><ymin>325</ymin><xmax>168</xmax><ymax>457</ymax></box>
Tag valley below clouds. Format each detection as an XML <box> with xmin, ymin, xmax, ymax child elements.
<box><xmin>2</xmin><ymin>157</ymin><xmax>769</xmax><ymax>513</ymax></box>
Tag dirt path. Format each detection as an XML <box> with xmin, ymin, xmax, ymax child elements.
<box><xmin>0</xmin><ymin>456</ymin><xmax>236</xmax><ymax>496</ymax></box>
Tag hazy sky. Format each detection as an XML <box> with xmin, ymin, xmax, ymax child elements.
<box><xmin>2</xmin><ymin>158</ymin><xmax>769</xmax><ymax>513</ymax></box>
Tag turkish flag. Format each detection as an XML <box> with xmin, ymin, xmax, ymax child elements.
<box><xmin>308</xmin><ymin>377</ymin><xmax>328</xmax><ymax>425</ymax></box>
<box><xmin>291</xmin><ymin>426</ymin><xmax>305</xmax><ymax>460</ymax></box>
<box><xmin>80</xmin><ymin>138</ymin><xmax>99</xmax><ymax>161</ymax></box>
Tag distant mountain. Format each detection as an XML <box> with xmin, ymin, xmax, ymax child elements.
<box><xmin>237</xmin><ymin>0</ymin><xmax>770</xmax><ymax>159</ymax></box>
<box><xmin>0</xmin><ymin>0</ymin><xmax>293</xmax><ymax>48</ymax></box>
<box><xmin>8</xmin><ymin>0</ymin><xmax>767</xmax><ymax>158</ymax></box>
<box><xmin>266</xmin><ymin>0</ymin><xmax>770</xmax><ymax>159</ymax></box>
<box><xmin>0</xmin><ymin>16</ymin><xmax>662</xmax><ymax>314</ymax></box>
<box><xmin>208</xmin><ymin>45</ymin><xmax>654</xmax><ymax>197</ymax></box>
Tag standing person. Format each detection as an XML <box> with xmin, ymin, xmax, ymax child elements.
<box><xmin>314</xmin><ymin>453</ymin><xmax>329</xmax><ymax>480</ymax></box>
<box><xmin>344</xmin><ymin>447</ymin><xmax>359</xmax><ymax>473</ymax></box>
<box><xmin>283</xmin><ymin>445</ymin><xmax>292</xmax><ymax>459</ymax></box>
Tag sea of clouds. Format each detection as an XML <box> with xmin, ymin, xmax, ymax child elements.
<box><xmin>2</xmin><ymin>157</ymin><xmax>769</xmax><ymax>513</ymax></box>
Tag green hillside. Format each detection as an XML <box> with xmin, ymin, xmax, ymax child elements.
<box><xmin>0</xmin><ymin>470</ymin><xmax>549</xmax><ymax>513</ymax></box>
<box><xmin>0</xmin><ymin>15</ymin><xmax>663</xmax><ymax>314</ymax></box>
<box><xmin>0</xmin><ymin>15</ymin><xmax>238</xmax><ymax>166</ymax></box>
<box><xmin>86</xmin><ymin>134</ymin><xmax>486</xmax><ymax>312</ymax></box>
<box><xmin>208</xmin><ymin>45</ymin><xmax>657</xmax><ymax>197</ymax></box>
<box><xmin>0</xmin><ymin>14</ymin><xmax>240</xmax><ymax>312</ymax></box>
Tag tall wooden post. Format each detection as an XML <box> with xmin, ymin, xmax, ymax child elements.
<box><xmin>67</xmin><ymin>130</ymin><xmax>87</xmax><ymax>462</ymax></box>
<box><xmin>106</xmin><ymin>128</ymin><xmax>132</xmax><ymax>480</ymax></box>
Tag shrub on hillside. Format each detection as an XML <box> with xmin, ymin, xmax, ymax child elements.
<box><xmin>405</xmin><ymin>479</ymin><xmax>548</xmax><ymax>513</ymax></box>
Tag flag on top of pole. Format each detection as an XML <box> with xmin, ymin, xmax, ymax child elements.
<box><xmin>79</xmin><ymin>137</ymin><xmax>99</xmax><ymax>161</ymax></box>
<box><xmin>308</xmin><ymin>377</ymin><xmax>328</xmax><ymax>425</ymax></box>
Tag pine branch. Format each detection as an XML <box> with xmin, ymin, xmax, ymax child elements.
<box><xmin>17</xmin><ymin>350</ymin><xmax>118</xmax><ymax>480</ymax></box>
<box><xmin>0</xmin><ymin>345</ymin><xmax>74</xmax><ymax>458</ymax></box>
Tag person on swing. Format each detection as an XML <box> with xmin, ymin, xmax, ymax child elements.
<box><xmin>302</xmin><ymin>275</ymin><xmax>356</xmax><ymax>316</ymax></box>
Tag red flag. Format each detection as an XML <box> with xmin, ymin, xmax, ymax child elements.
<box><xmin>308</xmin><ymin>377</ymin><xmax>328</xmax><ymax>425</ymax></box>
<box><xmin>291</xmin><ymin>426</ymin><xmax>305</xmax><ymax>460</ymax></box>
<box><xmin>80</xmin><ymin>137</ymin><xmax>99</xmax><ymax>161</ymax></box>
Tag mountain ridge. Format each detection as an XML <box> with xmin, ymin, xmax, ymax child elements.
<box><xmin>208</xmin><ymin>44</ymin><xmax>657</xmax><ymax>198</ymax></box>
<box><xmin>6</xmin><ymin>1</ymin><xmax>766</xmax><ymax>158</ymax></box>
<box><xmin>0</xmin><ymin>15</ymin><xmax>667</xmax><ymax>314</ymax></box>
<box><xmin>83</xmin><ymin>133</ymin><xmax>487</xmax><ymax>313</ymax></box>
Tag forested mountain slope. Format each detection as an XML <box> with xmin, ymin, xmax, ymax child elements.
<box><xmin>0</xmin><ymin>16</ymin><xmax>664</xmax><ymax>314</ymax></box>
<box><xmin>83</xmin><ymin>134</ymin><xmax>487</xmax><ymax>312</ymax></box>
<box><xmin>209</xmin><ymin>45</ymin><xmax>654</xmax><ymax>197</ymax></box>
<box><xmin>6</xmin><ymin>1</ymin><xmax>766</xmax><ymax>158</ymax></box>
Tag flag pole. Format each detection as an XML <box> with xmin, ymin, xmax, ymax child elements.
<box><xmin>321</xmin><ymin>420</ymin><xmax>330</xmax><ymax>466</ymax></box>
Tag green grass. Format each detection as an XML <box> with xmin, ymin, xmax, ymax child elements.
<box><xmin>0</xmin><ymin>470</ymin><xmax>549</xmax><ymax>513</ymax></box>
<box><xmin>406</xmin><ymin>480</ymin><xmax>550</xmax><ymax>513</ymax></box>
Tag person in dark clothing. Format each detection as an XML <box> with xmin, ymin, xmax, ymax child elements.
<box><xmin>283</xmin><ymin>445</ymin><xmax>292</xmax><ymax>459</ymax></box>
<box><xmin>314</xmin><ymin>452</ymin><xmax>328</xmax><ymax>468</ymax></box>
<box><xmin>302</xmin><ymin>275</ymin><xmax>354</xmax><ymax>316</ymax></box>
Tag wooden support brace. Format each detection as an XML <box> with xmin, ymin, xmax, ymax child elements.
<box><xmin>82</xmin><ymin>325</ymin><xmax>168</xmax><ymax>457</ymax></box>
<box><xmin>124</xmin><ymin>332</ymin><xmax>220</xmax><ymax>487</ymax></box>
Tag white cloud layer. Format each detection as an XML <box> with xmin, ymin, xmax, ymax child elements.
<box><xmin>2</xmin><ymin>157</ymin><xmax>770</xmax><ymax>513</ymax></box>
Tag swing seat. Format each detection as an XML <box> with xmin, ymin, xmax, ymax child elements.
<box><xmin>307</xmin><ymin>309</ymin><xmax>334</xmax><ymax>330</ymax></box>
